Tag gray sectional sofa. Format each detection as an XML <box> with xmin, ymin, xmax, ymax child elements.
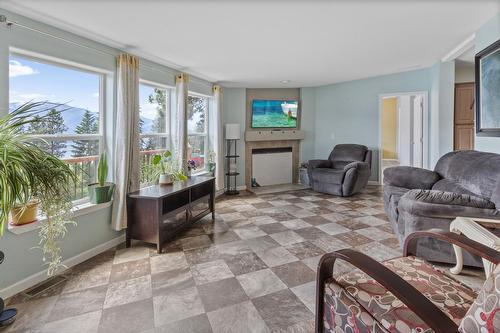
<box><xmin>384</xmin><ymin>150</ymin><xmax>500</xmax><ymax>266</ymax></box>
<box><xmin>308</xmin><ymin>144</ymin><xmax>372</xmax><ymax>197</ymax></box>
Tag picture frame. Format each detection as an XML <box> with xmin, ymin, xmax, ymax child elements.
<box><xmin>475</xmin><ymin>38</ymin><xmax>500</xmax><ymax>136</ymax></box>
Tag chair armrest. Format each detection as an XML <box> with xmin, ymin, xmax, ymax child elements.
<box><xmin>315</xmin><ymin>249</ymin><xmax>458</xmax><ymax>333</ymax></box>
<box><xmin>383</xmin><ymin>166</ymin><xmax>440</xmax><ymax>189</ymax></box>
<box><xmin>308</xmin><ymin>159</ymin><xmax>332</xmax><ymax>169</ymax></box>
<box><xmin>343</xmin><ymin>161</ymin><xmax>369</xmax><ymax>172</ymax></box>
<box><xmin>403</xmin><ymin>229</ymin><xmax>500</xmax><ymax>264</ymax></box>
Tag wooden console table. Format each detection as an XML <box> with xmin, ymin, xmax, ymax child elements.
<box><xmin>126</xmin><ymin>176</ymin><xmax>215</xmax><ymax>253</ymax></box>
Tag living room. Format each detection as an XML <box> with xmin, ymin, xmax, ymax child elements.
<box><xmin>0</xmin><ymin>1</ymin><xmax>499</xmax><ymax>332</ymax></box>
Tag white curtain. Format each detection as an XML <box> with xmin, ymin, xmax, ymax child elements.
<box><xmin>213</xmin><ymin>85</ymin><xmax>225</xmax><ymax>191</ymax></box>
<box><xmin>111</xmin><ymin>54</ymin><xmax>140</xmax><ymax>231</ymax></box>
<box><xmin>174</xmin><ymin>73</ymin><xmax>189</xmax><ymax>174</ymax></box>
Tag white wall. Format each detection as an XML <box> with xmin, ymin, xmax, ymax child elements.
<box><xmin>455</xmin><ymin>61</ymin><xmax>475</xmax><ymax>83</ymax></box>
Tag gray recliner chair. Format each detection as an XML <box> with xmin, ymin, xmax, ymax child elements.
<box><xmin>308</xmin><ymin>144</ymin><xmax>372</xmax><ymax>197</ymax></box>
<box><xmin>384</xmin><ymin>150</ymin><xmax>500</xmax><ymax>267</ymax></box>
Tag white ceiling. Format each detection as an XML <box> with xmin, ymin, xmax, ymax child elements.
<box><xmin>1</xmin><ymin>0</ymin><xmax>499</xmax><ymax>87</ymax></box>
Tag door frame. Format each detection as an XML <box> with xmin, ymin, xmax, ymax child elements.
<box><xmin>378</xmin><ymin>91</ymin><xmax>429</xmax><ymax>184</ymax></box>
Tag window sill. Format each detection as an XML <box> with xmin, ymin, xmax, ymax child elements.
<box><xmin>192</xmin><ymin>170</ymin><xmax>210</xmax><ymax>177</ymax></box>
<box><xmin>7</xmin><ymin>201</ymin><xmax>113</xmax><ymax>235</ymax></box>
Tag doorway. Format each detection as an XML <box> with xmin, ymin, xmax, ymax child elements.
<box><xmin>379</xmin><ymin>92</ymin><xmax>428</xmax><ymax>183</ymax></box>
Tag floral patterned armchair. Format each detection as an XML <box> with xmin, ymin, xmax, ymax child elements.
<box><xmin>315</xmin><ymin>230</ymin><xmax>500</xmax><ymax>333</ymax></box>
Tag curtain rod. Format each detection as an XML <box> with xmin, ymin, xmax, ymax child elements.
<box><xmin>0</xmin><ymin>13</ymin><xmax>202</xmax><ymax>79</ymax></box>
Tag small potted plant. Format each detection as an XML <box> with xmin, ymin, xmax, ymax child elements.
<box><xmin>88</xmin><ymin>152</ymin><xmax>115</xmax><ymax>204</ymax></box>
<box><xmin>152</xmin><ymin>150</ymin><xmax>187</xmax><ymax>185</ymax></box>
<box><xmin>187</xmin><ymin>159</ymin><xmax>197</xmax><ymax>177</ymax></box>
<box><xmin>207</xmin><ymin>151</ymin><xmax>216</xmax><ymax>177</ymax></box>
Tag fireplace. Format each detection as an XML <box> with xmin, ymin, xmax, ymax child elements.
<box><xmin>252</xmin><ymin>147</ymin><xmax>293</xmax><ymax>186</ymax></box>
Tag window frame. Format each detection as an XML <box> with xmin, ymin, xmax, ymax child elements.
<box><xmin>187</xmin><ymin>91</ymin><xmax>210</xmax><ymax>173</ymax></box>
<box><xmin>9</xmin><ymin>50</ymin><xmax>107</xmax><ymax>204</ymax></box>
<box><xmin>138</xmin><ymin>79</ymin><xmax>172</xmax><ymax>149</ymax></box>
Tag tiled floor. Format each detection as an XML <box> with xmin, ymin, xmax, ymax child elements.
<box><xmin>3</xmin><ymin>186</ymin><xmax>484</xmax><ymax>333</ymax></box>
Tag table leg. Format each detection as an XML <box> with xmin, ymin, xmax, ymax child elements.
<box><xmin>449</xmin><ymin>218</ymin><xmax>464</xmax><ymax>275</ymax></box>
<box><xmin>449</xmin><ymin>216</ymin><xmax>500</xmax><ymax>278</ymax></box>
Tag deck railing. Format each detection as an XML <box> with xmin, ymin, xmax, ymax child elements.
<box><xmin>63</xmin><ymin>149</ymin><xmax>167</xmax><ymax>201</ymax></box>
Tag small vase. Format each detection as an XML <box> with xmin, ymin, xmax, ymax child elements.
<box><xmin>159</xmin><ymin>174</ymin><xmax>173</xmax><ymax>185</ymax></box>
<box><xmin>186</xmin><ymin>169</ymin><xmax>192</xmax><ymax>178</ymax></box>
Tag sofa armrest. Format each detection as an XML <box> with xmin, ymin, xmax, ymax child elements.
<box><xmin>308</xmin><ymin>159</ymin><xmax>332</xmax><ymax>170</ymax></box>
<box><xmin>383</xmin><ymin>166</ymin><xmax>440</xmax><ymax>189</ymax></box>
<box><xmin>398</xmin><ymin>189</ymin><xmax>499</xmax><ymax>220</ymax></box>
<box><xmin>343</xmin><ymin>161</ymin><xmax>370</xmax><ymax>172</ymax></box>
<box><xmin>405</xmin><ymin>190</ymin><xmax>495</xmax><ymax>209</ymax></box>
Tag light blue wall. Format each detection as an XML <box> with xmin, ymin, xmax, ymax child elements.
<box><xmin>313</xmin><ymin>68</ymin><xmax>435</xmax><ymax>181</ymax></box>
<box><xmin>222</xmin><ymin>88</ymin><xmax>246</xmax><ymax>187</ymax></box>
<box><xmin>299</xmin><ymin>87</ymin><xmax>316</xmax><ymax>163</ymax></box>
<box><xmin>0</xmin><ymin>207</ymin><xmax>120</xmax><ymax>292</ymax></box>
<box><xmin>475</xmin><ymin>13</ymin><xmax>500</xmax><ymax>153</ymax></box>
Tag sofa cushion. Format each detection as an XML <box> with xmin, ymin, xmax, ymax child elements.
<box><xmin>434</xmin><ymin>150</ymin><xmax>500</xmax><ymax>199</ymax></box>
<box><xmin>459</xmin><ymin>265</ymin><xmax>500</xmax><ymax>332</ymax></box>
<box><xmin>325</xmin><ymin>256</ymin><xmax>476</xmax><ymax>333</ymax></box>
<box><xmin>311</xmin><ymin>168</ymin><xmax>345</xmax><ymax>184</ymax></box>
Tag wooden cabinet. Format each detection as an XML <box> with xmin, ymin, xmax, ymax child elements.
<box><xmin>454</xmin><ymin>83</ymin><xmax>475</xmax><ymax>150</ymax></box>
<box><xmin>126</xmin><ymin>176</ymin><xmax>215</xmax><ymax>253</ymax></box>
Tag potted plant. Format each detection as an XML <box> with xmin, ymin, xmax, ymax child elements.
<box><xmin>187</xmin><ymin>159</ymin><xmax>197</xmax><ymax>178</ymax></box>
<box><xmin>152</xmin><ymin>150</ymin><xmax>187</xmax><ymax>185</ymax></box>
<box><xmin>88</xmin><ymin>152</ymin><xmax>115</xmax><ymax>204</ymax></box>
<box><xmin>207</xmin><ymin>151</ymin><xmax>216</xmax><ymax>177</ymax></box>
<box><xmin>0</xmin><ymin>102</ymin><xmax>76</xmax><ymax>275</ymax></box>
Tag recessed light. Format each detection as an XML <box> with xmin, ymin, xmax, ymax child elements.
<box><xmin>280</xmin><ymin>80</ymin><xmax>290</xmax><ymax>84</ymax></box>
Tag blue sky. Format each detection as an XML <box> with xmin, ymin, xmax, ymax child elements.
<box><xmin>9</xmin><ymin>55</ymin><xmax>100</xmax><ymax>113</ymax></box>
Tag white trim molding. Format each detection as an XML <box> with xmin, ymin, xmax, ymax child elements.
<box><xmin>0</xmin><ymin>234</ymin><xmax>125</xmax><ymax>299</ymax></box>
<box><xmin>441</xmin><ymin>34</ymin><xmax>476</xmax><ymax>62</ymax></box>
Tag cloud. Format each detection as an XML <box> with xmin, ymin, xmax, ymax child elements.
<box><xmin>9</xmin><ymin>60</ymin><xmax>39</xmax><ymax>78</ymax></box>
<box><xmin>140</xmin><ymin>102</ymin><xmax>159</xmax><ymax>120</ymax></box>
<box><xmin>91</xmin><ymin>92</ymin><xmax>99</xmax><ymax>98</ymax></box>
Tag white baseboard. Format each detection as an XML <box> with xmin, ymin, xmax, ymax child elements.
<box><xmin>237</xmin><ymin>185</ymin><xmax>247</xmax><ymax>191</ymax></box>
<box><xmin>368</xmin><ymin>180</ymin><xmax>381</xmax><ymax>185</ymax></box>
<box><xmin>0</xmin><ymin>234</ymin><xmax>125</xmax><ymax>299</ymax></box>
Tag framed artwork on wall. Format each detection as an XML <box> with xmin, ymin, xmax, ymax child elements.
<box><xmin>476</xmin><ymin>38</ymin><xmax>500</xmax><ymax>136</ymax></box>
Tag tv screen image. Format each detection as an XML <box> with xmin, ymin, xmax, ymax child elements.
<box><xmin>251</xmin><ymin>100</ymin><xmax>298</xmax><ymax>128</ymax></box>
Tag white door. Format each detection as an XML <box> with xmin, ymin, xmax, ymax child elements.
<box><xmin>412</xmin><ymin>95</ymin><xmax>424</xmax><ymax>168</ymax></box>
<box><xmin>398</xmin><ymin>96</ymin><xmax>412</xmax><ymax>166</ymax></box>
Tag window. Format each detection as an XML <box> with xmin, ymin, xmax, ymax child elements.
<box><xmin>139</xmin><ymin>82</ymin><xmax>170</xmax><ymax>185</ymax></box>
<box><xmin>188</xmin><ymin>94</ymin><xmax>209</xmax><ymax>171</ymax></box>
<box><xmin>9</xmin><ymin>53</ymin><xmax>104</xmax><ymax>202</ymax></box>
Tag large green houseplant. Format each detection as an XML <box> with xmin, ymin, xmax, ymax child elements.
<box><xmin>0</xmin><ymin>102</ymin><xmax>76</xmax><ymax>275</ymax></box>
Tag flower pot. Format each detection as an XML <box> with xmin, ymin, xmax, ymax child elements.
<box><xmin>10</xmin><ymin>200</ymin><xmax>39</xmax><ymax>225</ymax></box>
<box><xmin>159</xmin><ymin>174</ymin><xmax>173</xmax><ymax>185</ymax></box>
<box><xmin>186</xmin><ymin>169</ymin><xmax>192</xmax><ymax>178</ymax></box>
<box><xmin>88</xmin><ymin>182</ymin><xmax>115</xmax><ymax>204</ymax></box>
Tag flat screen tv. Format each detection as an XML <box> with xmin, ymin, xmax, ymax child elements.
<box><xmin>251</xmin><ymin>99</ymin><xmax>299</xmax><ymax>128</ymax></box>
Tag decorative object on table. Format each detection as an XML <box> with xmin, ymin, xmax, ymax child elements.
<box><xmin>187</xmin><ymin>159</ymin><xmax>197</xmax><ymax>178</ymax></box>
<box><xmin>225</xmin><ymin>123</ymin><xmax>240</xmax><ymax>195</ymax></box>
<box><xmin>88</xmin><ymin>152</ymin><xmax>115</xmax><ymax>204</ymax></box>
<box><xmin>299</xmin><ymin>162</ymin><xmax>309</xmax><ymax>186</ymax></box>
<box><xmin>449</xmin><ymin>216</ymin><xmax>500</xmax><ymax>278</ymax></box>
<box><xmin>475</xmin><ymin>38</ymin><xmax>500</xmax><ymax>136</ymax></box>
<box><xmin>384</xmin><ymin>149</ymin><xmax>500</xmax><ymax>267</ymax></box>
<box><xmin>0</xmin><ymin>102</ymin><xmax>76</xmax><ymax>275</ymax></box>
<box><xmin>207</xmin><ymin>151</ymin><xmax>216</xmax><ymax>177</ymax></box>
<box><xmin>0</xmin><ymin>250</ymin><xmax>17</xmax><ymax>328</ymax></box>
<box><xmin>308</xmin><ymin>144</ymin><xmax>372</xmax><ymax>197</ymax></box>
<box><xmin>151</xmin><ymin>150</ymin><xmax>187</xmax><ymax>185</ymax></box>
<box><xmin>316</xmin><ymin>229</ymin><xmax>500</xmax><ymax>333</ymax></box>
